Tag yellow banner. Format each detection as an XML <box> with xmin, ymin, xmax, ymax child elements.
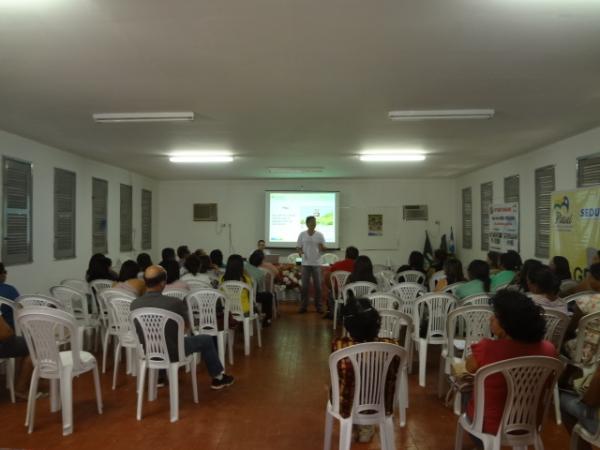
<box><xmin>550</xmin><ymin>186</ymin><xmax>600</xmax><ymax>280</ymax></box>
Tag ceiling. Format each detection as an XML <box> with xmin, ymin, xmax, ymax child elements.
<box><xmin>1</xmin><ymin>0</ymin><xmax>600</xmax><ymax>180</ymax></box>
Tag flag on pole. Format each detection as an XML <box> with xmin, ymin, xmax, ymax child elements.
<box><xmin>449</xmin><ymin>227</ymin><xmax>456</xmax><ymax>255</ymax></box>
<box><xmin>440</xmin><ymin>234</ymin><xmax>448</xmax><ymax>254</ymax></box>
<box><xmin>424</xmin><ymin>230</ymin><xmax>433</xmax><ymax>265</ymax></box>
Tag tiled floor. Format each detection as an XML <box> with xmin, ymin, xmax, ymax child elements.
<box><xmin>0</xmin><ymin>303</ymin><xmax>571</xmax><ymax>449</ymax></box>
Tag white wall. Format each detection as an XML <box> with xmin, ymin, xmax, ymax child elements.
<box><xmin>0</xmin><ymin>130</ymin><xmax>159</xmax><ymax>294</ymax></box>
<box><xmin>456</xmin><ymin>125</ymin><xmax>600</xmax><ymax>264</ymax></box>
<box><xmin>158</xmin><ymin>178</ymin><xmax>457</xmax><ymax>266</ymax></box>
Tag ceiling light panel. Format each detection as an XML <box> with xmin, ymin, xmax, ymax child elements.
<box><xmin>388</xmin><ymin>109</ymin><xmax>494</xmax><ymax>121</ymax></box>
<box><xmin>93</xmin><ymin>112</ymin><xmax>194</xmax><ymax>123</ymax></box>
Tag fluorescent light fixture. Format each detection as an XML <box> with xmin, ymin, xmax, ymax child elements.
<box><xmin>93</xmin><ymin>112</ymin><xmax>194</xmax><ymax>123</ymax></box>
<box><xmin>268</xmin><ymin>167</ymin><xmax>323</xmax><ymax>174</ymax></box>
<box><xmin>169</xmin><ymin>151</ymin><xmax>233</xmax><ymax>163</ymax></box>
<box><xmin>359</xmin><ymin>153</ymin><xmax>426</xmax><ymax>162</ymax></box>
<box><xmin>388</xmin><ymin>109</ymin><xmax>494</xmax><ymax>121</ymax></box>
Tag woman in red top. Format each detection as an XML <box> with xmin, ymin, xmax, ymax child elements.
<box><xmin>465</xmin><ymin>290</ymin><xmax>556</xmax><ymax>437</ymax></box>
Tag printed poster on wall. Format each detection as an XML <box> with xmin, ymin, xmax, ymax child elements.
<box><xmin>489</xmin><ymin>203</ymin><xmax>519</xmax><ymax>252</ymax></box>
<box><xmin>550</xmin><ymin>186</ymin><xmax>600</xmax><ymax>280</ymax></box>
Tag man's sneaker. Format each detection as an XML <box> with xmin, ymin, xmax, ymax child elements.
<box><xmin>211</xmin><ymin>374</ymin><xmax>235</xmax><ymax>390</ymax></box>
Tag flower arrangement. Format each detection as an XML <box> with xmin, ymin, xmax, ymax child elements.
<box><xmin>275</xmin><ymin>264</ymin><xmax>302</xmax><ymax>289</ymax></box>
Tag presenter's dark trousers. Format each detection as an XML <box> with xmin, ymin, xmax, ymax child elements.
<box><xmin>300</xmin><ymin>265</ymin><xmax>322</xmax><ymax>312</ymax></box>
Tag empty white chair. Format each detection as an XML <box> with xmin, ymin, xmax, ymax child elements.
<box><xmin>455</xmin><ymin>356</ymin><xmax>563</xmax><ymax>450</ymax></box>
<box><xmin>444</xmin><ymin>282</ymin><xmax>467</xmax><ymax>296</ymax></box>
<box><xmin>412</xmin><ymin>293</ymin><xmax>456</xmax><ymax>387</ymax></box>
<box><xmin>429</xmin><ymin>270</ymin><xmax>447</xmax><ymax>292</ymax></box>
<box><xmin>342</xmin><ymin>281</ymin><xmax>377</xmax><ymax>303</ymax></box>
<box><xmin>367</xmin><ymin>293</ymin><xmax>400</xmax><ymax>312</ymax></box>
<box><xmin>60</xmin><ymin>279</ymin><xmax>90</xmax><ymax>295</ymax></box>
<box><xmin>220</xmin><ymin>281</ymin><xmax>261</xmax><ymax>356</ymax></box>
<box><xmin>324</xmin><ymin>342</ymin><xmax>407</xmax><ymax>450</ymax></box>
<box><xmin>50</xmin><ymin>285</ymin><xmax>100</xmax><ymax>349</ymax></box>
<box><xmin>17</xmin><ymin>307</ymin><xmax>103</xmax><ymax>435</ymax></box>
<box><xmin>395</xmin><ymin>270</ymin><xmax>425</xmax><ymax>285</ymax></box>
<box><xmin>330</xmin><ymin>271</ymin><xmax>351</xmax><ymax>330</ymax></box>
<box><xmin>460</xmin><ymin>293</ymin><xmax>491</xmax><ymax>307</ymax></box>
<box><xmin>97</xmin><ymin>288</ymin><xmax>136</xmax><ymax>373</ymax></box>
<box><xmin>186</xmin><ymin>289</ymin><xmax>231</xmax><ymax>367</ymax></box>
<box><xmin>286</xmin><ymin>253</ymin><xmax>300</xmax><ymax>264</ymax></box>
<box><xmin>389</xmin><ymin>282</ymin><xmax>427</xmax><ymax>318</ymax></box>
<box><xmin>321</xmin><ymin>253</ymin><xmax>339</xmax><ymax>265</ymax></box>
<box><xmin>163</xmin><ymin>288</ymin><xmax>189</xmax><ymax>301</ymax></box>
<box><xmin>17</xmin><ymin>294</ymin><xmax>64</xmax><ymax>310</ymax></box>
<box><xmin>375</xmin><ymin>270</ymin><xmax>396</xmax><ymax>292</ymax></box>
<box><xmin>542</xmin><ymin>309</ymin><xmax>570</xmax><ymax>425</ymax></box>
<box><xmin>89</xmin><ymin>278</ymin><xmax>114</xmax><ymax>316</ymax></box>
<box><xmin>131</xmin><ymin>308</ymin><xmax>198</xmax><ymax>423</ymax></box>
<box><xmin>106</xmin><ymin>296</ymin><xmax>137</xmax><ymax>389</ymax></box>
<box><xmin>0</xmin><ymin>297</ymin><xmax>19</xmax><ymax>403</ymax></box>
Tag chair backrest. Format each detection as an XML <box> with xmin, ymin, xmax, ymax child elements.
<box><xmin>494</xmin><ymin>281</ymin><xmax>511</xmax><ymax>292</ymax></box>
<box><xmin>378</xmin><ymin>310</ymin><xmax>412</xmax><ymax>347</ymax></box>
<box><xmin>329</xmin><ymin>342</ymin><xmax>406</xmax><ymax>419</ymax></box>
<box><xmin>163</xmin><ymin>288</ymin><xmax>189</xmax><ymax>301</ymax></box>
<box><xmin>16</xmin><ymin>294</ymin><xmax>64</xmax><ymax>310</ymax></box>
<box><xmin>342</xmin><ymin>282</ymin><xmax>378</xmax><ymax>302</ymax></box>
<box><xmin>16</xmin><ymin>307</ymin><xmax>84</xmax><ymax>376</ymax></box>
<box><xmin>571</xmin><ymin>311</ymin><xmax>600</xmax><ymax>366</ymax></box>
<box><xmin>186</xmin><ymin>289</ymin><xmax>227</xmax><ymax>335</ymax></box>
<box><xmin>443</xmin><ymin>281</ymin><xmax>466</xmax><ymax>295</ymax></box>
<box><xmin>0</xmin><ymin>296</ymin><xmax>21</xmax><ymax>334</ymax></box>
<box><xmin>389</xmin><ymin>282</ymin><xmax>427</xmax><ymax>316</ymax></box>
<box><xmin>429</xmin><ymin>270</ymin><xmax>447</xmax><ymax>292</ymax></box>
<box><xmin>375</xmin><ymin>270</ymin><xmax>396</xmax><ymax>291</ymax></box>
<box><xmin>460</xmin><ymin>293</ymin><xmax>492</xmax><ymax>307</ymax></box>
<box><xmin>395</xmin><ymin>270</ymin><xmax>425</xmax><ymax>285</ymax></box>
<box><xmin>563</xmin><ymin>290</ymin><xmax>596</xmax><ymax>305</ymax></box>
<box><xmin>286</xmin><ymin>253</ymin><xmax>300</xmax><ymax>264</ymax></box>
<box><xmin>559</xmin><ymin>279</ymin><xmax>578</xmax><ymax>293</ymax></box>
<box><xmin>259</xmin><ymin>268</ymin><xmax>274</xmax><ymax>293</ymax></box>
<box><xmin>330</xmin><ymin>271</ymin><xmax>351</xmax><ymax>301</ymax></box>
<box><xmin>106</xmin><ymin>296</ymin><xmax>135</xmax><ymax>341</ymax></box>
<box><xmin>414</xmin><ymin>293</ymin><xmax>456</xmax><ymax>340</ymax></box>
<box><xmin>60</xmin><ymin>279</ymin><xmax>90</xmax><ymax>295</ymax></box>
<box><xmin>541</xmin><ymin>308</ymin><xmax>569</xmax><ymax>351</ymax></box>
<box><xmin>322</xmin><ymin>253</ymin><xmax>339</xmax><ymax>265</ymax></box>
<box><xmin>49</xmin><ymin>285</ymin><xmax>90</xmax><ymax>321</ymax></box>
<box><xmin>470</xmin><ymin>356</ymin><xmax>563</xmax><ymax>440</ymax></box>
<box><xmin>97</xmin><ymin>288</ymin><xmax>136</xmax><ymax>326</ymax></box>
<box><xmin>220</xmin><ymin>280</ymin><xmax>254</xmax><ymax>318</ymax></box>
<box><xmin>130</xmin><ymin>307</ymin><xmax>185</xmax><ymax>367</ymax></box>
<box><xmin>446</xmin><ymin>305</ymin><xmax>493</xmax><ymax>361</ymax></box>
<box><xmin>89</xmin><ymin>279</ymin><xmax>114</xmax><ymax>296</ymax></box>
<box><xmin>185</xmin><ymin>279</ymin><xmax>213</xmax><ymax>291</ymax></box>
<box><xmin>366</xmin><ymin>293</ymin><xmax>400</xmax><ymax>312</ymax></box>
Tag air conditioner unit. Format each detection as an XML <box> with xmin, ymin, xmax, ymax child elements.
<box><xmin>193</xmin><ymin>203</ymin><xmax>218</xmax><ymax>221</ymax></box>
<box><xmin>403</xmin><ymin>205</ymin><xmax>428</xmax><ymax>221</ymax></box>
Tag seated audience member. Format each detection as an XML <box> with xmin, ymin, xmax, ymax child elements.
<box><xmin>515</xmin><ymin>259</ymin><xmax>543</xmax><ymax>293</ymax></box>
<box><xmin>136</xmin><ymin>253</ymin><xmax>153</xmax><ymax>273</ymax></box>
<box><xmin>435</xmin><ymin>258</ymin><xmax>465</xmax><ymax>292</ymax></box>
<box><xmin>131</xmin><ymin>265</ymin><xmax>234</xmax><ymax>389</ymax></box>
<box><xmin>570</xmin><ymin>257</ymin><xmax>600</xmax><ymax>295</ymax></box>
<box><xmin>346</xmin><ymin>255</ymin><xmax>377</xmax><ymax>285</ymax></box>
<box><xmin>331</xmin><ymin>294</ymin><xmax>400</xmax><ymax>443</ymax></box>
<box><xmin>455</xmin><ymin>260</ymin><xmax>491</xmax><ymax>300</ymax></box>
<box><xmin>561</xmin><ymin>365</ymin><xmax>600</xmax><ymax>450</ymax></box>
<box><xmin>465</xmin><ymin>290</ymin><xmax>556</xmax><ymax>436</ymax></box>
<box><xmin>527</xmin><ymin>265</ymin><xmax>567</xmax><ymax>313</ymax></box>
<box><xmin>429</xmin><ymin>249</ymin><xmax>448</xmax><ymax>274</ymax></box>
<box><xmin>257</xmin><ymin>239</ymin><xmax>271</xmax><ymax>255</ymax></box>
<box><xmin>396</xmin><ymin>251</ymin><xmax>426</xmax><ymax>278</ymax></box>
<box><xmin>162</xmin><ymin>259</ymin><xmax>189</xmax><ymax>291</ymax></box>
<box><xmin>194</xmin><ymin>249</ymin><xmax>207</xmax><ymax>257</ymax></box>
<box><xmin>86</xmin><ymin>253</ymin><xmax>118</xmax><ymax>282</ymax></box>
<box><xmin>221</xmin><ymin>254</ymin><xmax>253</xmax><ymax>314</ymax></box>
<box><xmin>486</xmin><ymin>251</ymin><xmax>501</xmax><ymax>275</ymax></box>
<box><xmin>181</xmin><ymin>254</ymin><xmax>213</xmax><ymax>287</ymax></box>
<box><xmin>113</xmin><ymin>260</ymin><xmax>146</xmax><ymax>296</ymax></box>
<box><xmin>177</xmin><ymin>245</ymin><xmax>190</xmax><ymax>266</ymax></box>
<box><xmin>210</xmin><ymin>249</ymin><xmax>225</xmax><ymax>270</ymax></box>
<box><xmin>0</xmin><ymin>263</ymin><xmax>19</xmax><ymax>329</ymax></box>
<box><xmin>0</xmin><ymin>312</ymin><xmax>36</xmax><ymax>400</ymax></box>
<box><xmin>490</xmin><ymin>251</ymin><xmax>521</xmax><ymax>292</ymax></box>
<box><xmin>324</xmin><ymin>246</ymin><xmax>360</xmax><ymax>318</ymax></box>
<box><xmin>159</xmin><ymin>247</ymin><xmax>176</xmax><ymax>267</ymax></box>
<box><xmin>246</xmin><ymin>250</ymin><xmax>274</xmax><ymax>325</ymax></box>
<box><xmin>550</xmin><ymin>255</ymin><xmax>575</xmax><ymax>296</ymax></box>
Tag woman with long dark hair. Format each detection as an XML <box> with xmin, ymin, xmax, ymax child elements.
<box><xmin>435</xmin><ymin>258</ymin><xmax>465</xmax><ymax>292</ymax></box>
<box><xmin>221</xmin><ymin>254</ymin><xmax>253</xmax><ymax>314</ymax></box>
<box><xmin>346</xmin><ymin>255</ymin><xmax>377</xmax><ymax>284</ymax></box>
<box><xmin>455</xmin><ymin>260</ymin><xmax>491</xmax><ymax>299</ymax></box>
<box><xmin>86</xmin><ymin>253</ymin><xmax>117</xmax><ymax>282</ymax></box>
<box><xmin>550</xmin><ymin>256</ymin><xmax>572</xmax><ymax>282</ymax></box>
<box><xmin>527</xmin><ymin>265</ymin><xmax>566</xmax><ymax>313</ymax></box>
<box><xmin>396</xmin><ymin>251</ymin><xmax>426</xmax><ymax>275</ymax></box>
<box><xmin>490</xmin><ymin>251</ymin><xmax>520</xmax><ymax>292</ymax></box>
<box><xmin>113</xmin><ymin>260</ymin><xmax>145</xmax><ymax>296</ymax></box>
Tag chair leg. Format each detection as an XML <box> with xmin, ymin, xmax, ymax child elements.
<box><xmin>570</xmin><ymin>425</ymin><xmax>582</xmax><ymax>450</ymax></box>
<box><xmin>407</xmin><ymin>338</ymin><xmax>414</xmax><ymax>375</ymax></box>
<box><xmin>136</xmin><ymin>361</ymin><xmax>146</xmax><ymax>420</ymax></box>
<box><xmin>93</xmin><ymin>364</ymin><xmax>103</xmax><ymax>414</ymax></box>
<box><xmin>437</xmin><ymin>355</ymin><xmax>447</xmax><ymax>399</ymax></box>
<box><xmin>217</xmin><ymin>333</ymin><xmax>226</xmax><ymax>367</ymax></box>
<box><xmin>333</xmin><ymin>302</ymin><xmax>338</xmax><ymax>330</ymax></box>
<box><xmin>243</xmin><ymin>319</ymin><xmax>251</xmax><ymax>356</ymax></box>
<box><xmin>25</xmin><ymin>369</ymin><xmax>39</xmax><ymax>431</ymax></box>
<box><xmin>339</xmin><ymin>419</ymin><xmax>353</xmax><ymax>450</ymax></box>
<box><xmin>191</xmin><ymin>356</ymin><xmax>198</xmax><ymax>404</ymax></box>
<box><xmin>102</xmin><ymin>331</ymin><xmax>110</xmax><ymax>373</ymax></box>
<box><xmin>418</xmin><ymin>339</ymin><xmax>428</xmax><ymax>387</ymax></box>
<box><xmin>553</xmin><ymin>384</ymin><xmax>562</xmax><ymax>424</ymax></box>
<box><xmin>59</xmin><ymin>370</ymin><xmax>73</xmax><ymax>436</ymax></box>
<box><xmin>255</xmin><ymin>317</ymin><xmax>262</xmax><ymax>348</ymax></box>
<box><xmin>6</xmin><ymin>358</ymin><xmax>15</xmax><ymax>403</ymax></box>
<box><xmin>454</xmin><ymin>418</ymin><xmax>464</xmax><ymax>450</ymax></box>
<box><xmin>227</xmin><ymin>329</ymin><xmax>235</xmax><ymax>365</ymax></box>
<box><xmin>112</xmin><ymin>341</ymin><xmax>122</xmax><ymax>390</ymax></box>
<box><xmin>323</xmin><ymin>410</ymin><xmax>333</xmax><ymax>450</ymax></box>
<box><xmin>49</xmin><ymin>378</ymin><xmax>60</xmax><ymax>413</ymax></box>
<box><xmin>148</xmin><ymin>368</ymin><xmax>158</xmax><ymax>401</ymax></box>
<box><xmin>168</xmin><ymin>364</ymin><xmax>179</xmax><ymax>423</ymax></box>
<box><xmin>383</xmin><ymin>417</ymin><xmax>396</xmax><ymax>450</ymax></box>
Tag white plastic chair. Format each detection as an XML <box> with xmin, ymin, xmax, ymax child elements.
<box><xmin>429</xmin><ymin>270</ymin><xmax>447</xmax><ymax>292</ymax></box>
<box><xmin>444</xmin><ymin>282</ymin><xmax>467</xmax><ymax>296</ymax></box>
<box><xmin>570</xmin><ymin>421</ymin><xmax>600</xmax><ymax>450</ymax></box>
<box><xmin>60</xmin><ymin>279</ymin><xmax>90</xmax><ymax>295</ymax></box>
<box><xmin>89</xmin><ymin>279</ymin><xmax>114</xmax><ymax>316</ymax></box>
<box><xmin>163</xmin><ymin>288</ymin><xmax>189</xmax><ymax>301</ymax></box>
<box><xmin>395</xmin><ymin>270</ymin><xmax>425</xmax><ymax>285</ymax></box>
<box><xmin>16</xmin><ymin>307</ymin><xmax>103</xmax><ymax>435</ymax></box>
<box><xmin>185</xmin><ymin>280</ymin><xmax>213</xmax><ymax>291</ymax></box>
<box><xmin>562</xmin><ymin>290</ymin><xmax>596</xmax><ymax>306</ymax></box>
<box><xmin>439</xmin><ymin>305</ymin><xmax>493</xmax><ymax>409</ymax></box>
<box><xmin>50</xmin><ymin>285</ymin><xmax>100</xmax><ymax>350</ymax></box>
<box><xmin>460</xmin><ymin>293</ymin><xmax>492</xmax><ymax>307</ymax></box>
<box><xmin>97</xmin><ymin>288</ymin><xmax>136</xmax><ymax>373</ymax></box>
<box><xmin>366</xmin><ymin>293</ymin><xmax>400</xmax><ymax>312</ymax></box>
<box><xmin>342</xmin><ymin>282</ymin><xmax>378</xmax><ymax>303</ymax></box>
<box><xmin>220</xmin><ymin>281</ymin><xmax>261</xmax><ymax>356</ymax></box>
<box><xmin>0</xmin><ymin>297</ymin><xmax>19</xmax><ymax>403</ymax></box>
<box><xmin>562</xmin><ymin>311</ymin><xmax>600</xmax><ymax>373</ymax></box>
<box><xmin>287</xmin><ymin>253</ymin><xmax>300</xmax><ymax>264</ymax></box>
<box><xmin>560</xmin><ymin>279</ymin><xmax>578</xmax><ymax>294</ymax></box>
<box><xmin>131</xmin><ymin>308</ymin><xmax>198</xmax><ymax>423</ymax></box>
<box><xmin>412</xmin><ymin>293</ymin><xmax>456</xmax><ymax>387</ymax></box>
<box><xmin>330</xmin><ymin>271</ymin><xmax>351</xmax><ymax>330</ymax></box>
<box><xmin>106</xmin><ymin>296</ymin><xmax>137</xmax><ymax>390</ymax></box>
<box><xmin>455</xmin><ymin>356</ymin><xmax>563</xmax><ymax>450</ymax></box>
<box><xmin>375</xmin><ymin>270</ymin><xmax>396</xmax><ymax>292</ymax></box>
<box><xmin>17</xmin><ymin>294</ymin><xmax>65</xmax><ymax>310</ymax></box>
<box><xmin>186</xmin><ymin>289</ymin><xmax>231</xmax><ymax>367</ymax></box>
<box><xmin>321</xmin><ymin>253</ymin><xmax>339</xmax><ymax>265</ymax></box>
<box><xmin>324</xmin><ymin>342</ymin><xmax>407</xmax><ymax>450</ymax></box>
<box><xmin>389</xmin><ymin>283</ymin><xmax>427</xmax><ymax>318</ymax></box>
<box><xmin>542</xmin><ymin>308</ymin><xmax>570</xmax><ymax>425</ymax></box>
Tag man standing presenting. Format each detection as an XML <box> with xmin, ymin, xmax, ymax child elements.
<box><xmin>296</xmin><ymin>215</ymin><xmax>326</xmax><ymax>313</ymax></box>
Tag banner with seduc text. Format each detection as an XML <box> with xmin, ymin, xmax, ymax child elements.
<box><xmin>489</xmin><ymin>203</ymin><xmax>519</xmax><ymax>253</ymax></box>
<box><xmin>550</xmin><ymin>186</ymin><xmax>600</xmax><ymax>280</ymax></box>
